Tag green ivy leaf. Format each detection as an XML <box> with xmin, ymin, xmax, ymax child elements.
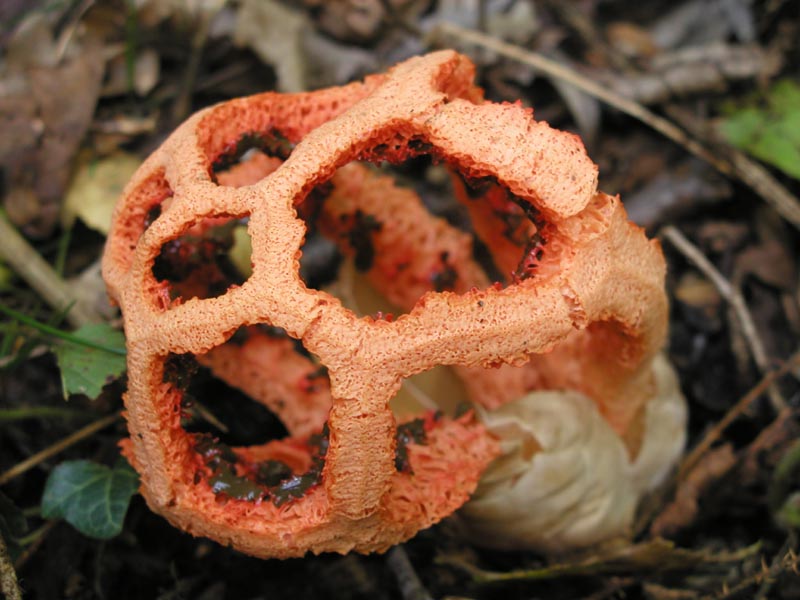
<box><xmin>54</xmin><ymin>323</ymin><xmax>127</xmax><ymax>399</ymax></box>
<box><xmin>41</xmin><ymin>460</ymin><xmax>139</xmax><ymax>540</ymax></box>
<box><xmin>720</xmin><ymin>79</ymin><xmax>800</xmax><ymax>180</ymax></box>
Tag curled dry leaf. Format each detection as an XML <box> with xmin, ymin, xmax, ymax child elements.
<box><xmin>103</xmin><ymin>51</ymin><xmax>673</xmax><ymax>558</ymax></box>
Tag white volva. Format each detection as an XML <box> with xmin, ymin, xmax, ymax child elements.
<box><xmin>459</xmin><ymin>354</ymin><xmax>687</xmax><ymax>553</ymax></box>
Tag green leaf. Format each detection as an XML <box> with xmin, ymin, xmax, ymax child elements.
<box><xmin>41</xmin><ymin>459</ymin><xmax>139</xmax><ymax>540</ymax></box>
<box><xmin>720</xmin><ymin>79</ymin><xmax>800</xmax><ymax>180</ymax></box>
<box><xmin>54</xmin><ymin>323</ymin><xmax>127</xmax><ymax>399</ymax></box>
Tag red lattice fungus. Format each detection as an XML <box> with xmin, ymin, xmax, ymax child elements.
<box><xmin>102</xmin><ymin>51</ymin><xmax>666</xmax><ymax>558</ymax></box>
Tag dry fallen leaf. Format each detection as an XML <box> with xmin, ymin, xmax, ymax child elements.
<box><xmin>736</xmin><ymin>240</ymin><xmax>796</xmax><ymax>291</ymax></box>
<box><xmin>101</xmin><ymin>47</ymin><xmax>161</xmax><ymax>97</ymax></box>
<box><xmin>61</xmin><ymin>152</ymin><xmax>141</xmax><ymax>235</ymax></box>
<box><xmin>67</xmin><ymin>258</ymin><xmax>118</xmax><ymax>321</ymax></box>
<box><xmin>0</xmin><ymin>13</ymin><xmax>105</xmax><ymax>237</ymax></box>
<box><xmin>651</xmin><ymin>444</ymin><xmax>737</xmax><ymax>538</ymax></box>
<box><xmin>234</xmin><ymin>0</ymin><xmax>308</xmax><ymax>92</ymax></box>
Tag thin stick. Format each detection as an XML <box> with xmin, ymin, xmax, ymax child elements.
<box><xmin>0</xmin><ymin>413</ymin><xmax>121</xmax><ymax>486</ymax></box>
<box><xmin>635</xmin><ymin>353</ymin><xmax>800</xmax><ymax>535</ymax></box>
<box><xmin>0</xmin><ymin>406</ymin><xmax>96</xmax><ymax>423</ymax></box>
<box><xmin>387</xmin><ymin>546</ymin><xmax>434</xmax><ymax>600</ymax></box>
<box><xmin>677</xmin><ymin>350</ymin><xmax>800</xmax><ymax>481</ymax></box>
<box><xmin>660</xmin><ymin>225</ymin><xmax>786</xmax><ymax>410</ymax></box>
<box><xmin>13</xmin><ymin>520</ymin><xmax>58</xmax><ymax>572</ymax></box>
<box><xmin>429</xmin><ymin>23</ymin><xmax>800</xmax><ymax>232</ymax></box>
<box><xmin>170</xmin><ymin>4</ymin><xmax>221</xmax><ymax>124</ymax></box>
<box><xmin>0</xmin><ymin>213</ymin><xmax>101</xmax><ymax>329</ymax></box>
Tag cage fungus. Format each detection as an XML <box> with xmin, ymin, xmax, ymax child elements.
<box><xmin>102</xmin><ymin>50</ymin><xmax>669</xmax><ymax>558</ymax></box>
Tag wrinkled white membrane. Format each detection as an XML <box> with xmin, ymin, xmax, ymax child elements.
<box><xmin>459</xmin><ymin>354</ymin><xmax>687</xmax><ymax>553</ymax></box>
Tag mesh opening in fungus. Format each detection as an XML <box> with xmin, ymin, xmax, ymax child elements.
<box><xmin>151</xmin><ymin>216</ymin><xmax>251</xmax><ymax>303</ymax></box>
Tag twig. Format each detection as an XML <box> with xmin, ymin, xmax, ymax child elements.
<box><xmin>170</xmin><ymin>4</ymin><xmax>224</xmax><ymax>124</ymax></box>
<box><xmin>191</xmin><ymin>401</ymin><xmax>230</xmax><ymax>434</ymax></box>
<box><xmin>755</xmin><ymin>534</ymin><xmax>797</xmax><ymax>599</ymax></box>
<box><xmin>702</xmin><ymin>532</ymin><xmax>799</xmax><ymax>600</ymax></box>
<box><xmin>0</xmin><ymin>406</ymin><xmax>96</xmax><ymax>423</ymax></box>
<box><xmin>0</xmin><ymin>212</ymin><xmax>102</xmax><ymax>329</ymax></box>
<box><xmin>13</xmin><ymin>520</ymin><xmax>59</xmax><ymax>572</ymax></box>
<box><xmin>0</xmin><ymin>413</ymin><xmax>121</xmax><ymax>486</ymax></box>
<box><xmin>54</xmin><ymin>0</ymin><xmax>96</xmax><ymax>62</ymax></box>
<box><xmin>387</xmin><ymin>546</ymin><xmax>434</xmax><ymax>600</ymax></box>
<box><xmin>428</xmin><ymin>23</ymin><xmax>800</xmax><ymax>232</ymax></box>
<box><xmin>677</xmin><ymin>351</ymin><xmax>800</xmax><ymax>481</ymax></box>
<box><xmin>0</xmin><ymin>533</ymin><xmax>22</xmax><ymax>600</ymax></box>
<box><xmin>636</xmin><ymin>352</ymin><xmax>800</xmax><ymax>536</ymax></box>
<box><xmin>660</xmin><ymin>225</ymin><xmax>786</xmax><ymax>410</ymax></box>
<box><xmin>665</xmin><ymin>104</ymin><xmax>800</xmax><ymax>231</ymax></box>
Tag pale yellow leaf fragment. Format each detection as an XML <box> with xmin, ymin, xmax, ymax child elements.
<box><xmin>62</xmin><ymin>152</ymin><xmax>141</xmax><ymax>234</ymax></box>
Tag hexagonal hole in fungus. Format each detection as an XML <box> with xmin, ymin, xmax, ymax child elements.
<box><xmin>211</xmin><ymin>130</ymin><xmax>293</xmax><ymax>188</ymax></box>
<box><xmin>294</xmin><ymin>151</ymin><xmax>549</xmax><ymax>322</ymax></box>
<box><xmin>151</xmin><ymin>215</ymin><xmax>252</xmax><ymax>303</ymax></box>
<box><xmin>104</xmin><ymin>171</ymin><xmax>174</xmax><ymax>284</ymax></box>
<box><xmin>165</xmin><ymin>326</ymin><xmax>334</xmax><ymax>507</ymax></box>
<box><xmin>164</xmin><ymin>322</ymin><xmax>457</xmax><ymax>508</ymax></box>
<box><xmin>286</xmin><ymin>149</ymin><xmax>551</xmax><ymax>419</ymax></box>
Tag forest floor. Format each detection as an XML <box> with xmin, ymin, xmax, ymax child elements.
<box><xmin>1</xmin><ymin>1</ymin><xmax>800</xmax><ymax>599</ymax></box>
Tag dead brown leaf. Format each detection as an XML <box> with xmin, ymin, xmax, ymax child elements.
<box><xmin>234</xmin><ymin>0</ymin><xmax>308</xmax><ymax>92</ymax></box>
<box><xmin>674</xmin><ymin>272</ymin><xmax>723</xmax><ymax>327</ymax></box>
<box><xmin>642</xmin><ymin>582</ymin><xmax>700</xmax><ymax>599</ymax></box>
<box><xmin>696</xmin><ymin>221</ymin><xmax>750</xmax><ymax>254</ymax></box>
<box><xmin>0</xmin><ymin>15</ymin><xmax>105</xmax><ymax>237</ymax></box>
<box><xmin>605</xmin><ymin>21</ymin><xmax>658</xmax><ymax>59</ymax></box>
<box><xmin>739</xmin><ymin>408</ymin><xmax>800</xmax><ymax>487</ymax></box>
<box><xmin>651</xmin><ymin>444</ymin><xmax>737</xmax><ymax>538</ymax></box>
<box><xmin>304</xmin><ymin>0</ymin><xmax>388</xmax><ymax>43</ymax></box>
<box><xmin>736</xmin><ymin>240</ymin><xmax>796</xmax><ymax>291</ymax></box>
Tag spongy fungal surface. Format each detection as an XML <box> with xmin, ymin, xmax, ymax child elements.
<box><xmin>102</xmin><ymin>51</ymin><xmax>667</xmax><ymax>558</ymax></box>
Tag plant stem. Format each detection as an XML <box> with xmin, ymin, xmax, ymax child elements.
<box><xmin>677</xmin><ymin>351</ymin><xmax>800</xmax><ymax>482</ymax></box>
<box><xmin>661</xmin><ymin>225</ymin><xmax>787</xmax><ymax>409</ymax></box>
<box><xmin>387</xmin><ymin>546</ymin><xmax>433</xmax><ymax>600</ymax></box>
<box><xmin>13</xmin><ymin>520</ymin><xmax>58</xmax><ymax>572</ymax></box>
<box><xmin>0</xmin><ymin>211</ymin><xmax>101</xmax><ymax>328</ymax></box>
<box><xmin>0</xmin><ymin>413</ymin><xmax>122</xmax><ymax>486</ymax></box>
<box><xmin>0</xmin><ymin>304</ymin><xmax>126</xmax><ymax>356</ymax></box>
